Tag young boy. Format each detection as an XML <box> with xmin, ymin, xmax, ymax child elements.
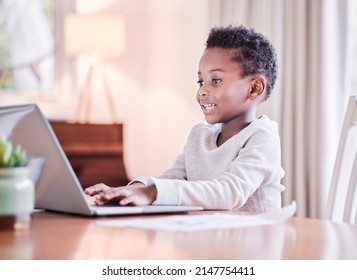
<box><xmin>85</xmin><ymin>24</ymin><xmax>285</xmax><ymax>213</ymax></box>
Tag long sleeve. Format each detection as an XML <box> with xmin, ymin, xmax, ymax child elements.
<box><xmin>132</xmin><ymin>115</ymin><xmax>285</xmax><ymax>213</ymax></box>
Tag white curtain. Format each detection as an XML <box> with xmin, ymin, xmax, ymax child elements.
<box><xmin>209</xmin><ymin>0</ymin><xmax>350</xmax><ymax>218</ymax></box>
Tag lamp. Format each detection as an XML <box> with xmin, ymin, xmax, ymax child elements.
<box><xmin>64</xmin><ymin>14</ymin><xmax>125</xmax><ymax>123</ymax></box>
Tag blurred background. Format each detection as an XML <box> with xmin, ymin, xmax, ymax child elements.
<box><xmin>0</xmin><ymin>0</ymin><xmax>356</xmax><ymax>218</ymax></box>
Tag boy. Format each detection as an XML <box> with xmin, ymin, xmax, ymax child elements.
<box><xmin>85</xmin><ymin>24</ymin><xmax>285</xmax><ymax>213</ymax></box>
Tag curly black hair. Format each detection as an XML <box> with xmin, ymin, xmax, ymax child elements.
<box><xmin>205</xmin><ymin>24</ymin><xmax>278</xmax><ymax>98</ymax></box>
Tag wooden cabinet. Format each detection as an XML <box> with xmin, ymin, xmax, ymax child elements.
<box><xmin>50</xmin><ymin>121</ymin><xmax>129</xmax><ymax>189</ymax></box>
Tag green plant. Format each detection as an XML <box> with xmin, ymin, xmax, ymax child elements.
<box><xmin>0</xmin><ymin>137</ymin><xmax>29</xmax><ymax>168</ymax></box>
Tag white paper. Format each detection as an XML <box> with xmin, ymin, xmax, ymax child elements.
<box><xmin>96</xmin><ymin>201</ymin><xmax>297</xmax><ymax>232</ymax></box>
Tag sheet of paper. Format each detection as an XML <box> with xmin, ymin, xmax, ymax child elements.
<box><xmin>96</xmin><ymin>201</ymin><xmax>297</xmax><ymax>232</ymax></box>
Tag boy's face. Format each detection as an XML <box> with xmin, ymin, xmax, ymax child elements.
<box><xmin>197</xmin><ymin>47</ymin><xmax>255</xmax><ymax>125</ymax></box>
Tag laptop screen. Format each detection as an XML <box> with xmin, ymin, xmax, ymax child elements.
<box><xmin>0</xmin><ymin>104</ymin><xmax>92</xmax><ymax>215</ymax></box>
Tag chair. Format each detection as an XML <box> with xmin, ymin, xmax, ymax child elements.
<box><xmin>325</xmin><ymin>95</ymin><xmax>357</xmax><ymax>223</ymax></box>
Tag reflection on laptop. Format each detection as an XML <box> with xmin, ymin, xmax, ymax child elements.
<box><xmin>0</xmin><ymin>104</ymin><xmax>202</xmax><ymax>216</ymax></box>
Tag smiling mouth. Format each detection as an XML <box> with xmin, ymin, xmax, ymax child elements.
<box><xmin>201</xmin><ymin>103</ymin><xmax>217</xmax><ymax>111</ymax></box>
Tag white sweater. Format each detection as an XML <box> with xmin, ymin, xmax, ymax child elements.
<box><xmin>134</xmin><ymin>115</ymin><xmax>285</xmax><ymax>213</ymax></box>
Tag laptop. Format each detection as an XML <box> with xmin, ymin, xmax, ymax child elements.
<box><xmin>0</xmin><ymin>103</ymin><xmax>202</xmax><ymax>216</ymax></box>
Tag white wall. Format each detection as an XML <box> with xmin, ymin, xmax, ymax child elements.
<box><xmin>105</xmin><ymin>0</ymin><xmax>209</xmax><ymax>179</ymax></box>
<box><xmin>1</xmin><ymin>0</ymin><xmax>211</xmax><ymax>180</ymax></box>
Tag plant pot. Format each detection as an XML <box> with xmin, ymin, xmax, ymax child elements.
<box><xmin>0</xmin><ymin>167</ymin><xmax>35</xmax><ymax>230</ymax></box>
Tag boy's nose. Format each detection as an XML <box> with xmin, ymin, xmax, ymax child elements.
<box><xmin>198</xmin><ymin>87</ymin><xmax>209</xmax><ymax>97</ymax></box>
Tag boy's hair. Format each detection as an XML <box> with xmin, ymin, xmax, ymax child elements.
<box><xmin>205</xmin><ymin>24</ymin><xmax>278</xmax><ymax>99</ymax></box>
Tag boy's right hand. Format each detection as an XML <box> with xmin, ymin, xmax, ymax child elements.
<box><xmin>84</xmin><ymin>183</ymin><xmax>112</xmax><ymax>196</ymax></box>
<box><xmin>84</xmin><ymin>183</ymin><xmax>157</xmax><ymax>206</ymax></box>
<box><xmin>85</xmin><ymin>184</ymin><xmax>112</xmax><ymax>206</ymax></box>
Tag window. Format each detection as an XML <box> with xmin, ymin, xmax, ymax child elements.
<box><xmin>0</xmin><ymin>0</ymin><xmax>55</xmax><ymax>94</ymax></box>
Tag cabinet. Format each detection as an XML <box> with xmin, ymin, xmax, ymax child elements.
<box><xmin>50</xmin><ymin>122</ymin><xmax>129</xmax><ymax>189</ymax></box>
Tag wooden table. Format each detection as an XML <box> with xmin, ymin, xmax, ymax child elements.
<box><xmin>1</xmin><ymin>211</ymin><xmax>357</xmax><ymax>260</ymax></box>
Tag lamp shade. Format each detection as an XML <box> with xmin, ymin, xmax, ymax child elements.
<box><xmin>65</xmin><ymin>14</ymin><xmax>125</xmax><ymax>58</ymax></box>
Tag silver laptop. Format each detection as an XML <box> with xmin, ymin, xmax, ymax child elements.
<box><xmin>0</xmin><ymin>104</ymin><xmax>202</xmax><ymax>216</ymax></box>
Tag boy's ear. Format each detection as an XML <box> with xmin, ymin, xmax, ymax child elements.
<box><xmin>248</xmin><ymin>76</ymin><xmax>266</xmax><ymax>100</ymax></box>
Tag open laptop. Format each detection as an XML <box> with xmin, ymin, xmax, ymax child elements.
<box><xmin>0</xmin><ymin>103</ymin><xmax>202</xmax><ymax>216</ymax></box>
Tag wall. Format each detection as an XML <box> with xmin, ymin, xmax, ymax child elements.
<box><xmin>1</xmin><ymin>0</ymin><xmax>211</xmax><ymax>180</ymax></box>
<box><xmin>100</xmin><ymin>0</ymin><xmax>210</xmax><ymax>179</ymax></box>
<box><xmin>80</xmin><ymin>0</ymin><xmax>210</xmax><ymax>179</ymax></box>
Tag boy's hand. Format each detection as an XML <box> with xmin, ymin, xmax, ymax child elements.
<box><xmin>84</xmin><ymin>183</ymin><xmax>157</xmax><ymax>206</ymax></box>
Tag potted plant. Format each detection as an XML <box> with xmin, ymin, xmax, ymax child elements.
<box><xmin>0</xmin><ymin>137</ymin><xmax>34</xmax><ymax>230</ymax></box>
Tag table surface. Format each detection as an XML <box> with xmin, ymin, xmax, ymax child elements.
<box><xmin>1</xmin><ymin>210</ymin><xmax>357</xmax><ymax>260</ymax></box>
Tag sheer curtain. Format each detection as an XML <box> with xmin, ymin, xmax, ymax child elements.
<box><xmin>209</xmin><ymin>0</ymin><xmax>350</xmax><ymax>218</ymax></box>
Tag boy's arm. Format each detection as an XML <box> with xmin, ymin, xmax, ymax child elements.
<box><xmin>129</xmin><ymin>148</ymin><xmax>187</xmax><ymax>186</ymax></box>
<box><xmin>147</xmin><ymin>130</ymin><xmax>285</xmax><ymax>210</ymax></box>
<box><xmin>159</xmin><ymin>152</ymin><xmax>187</xmax><ymax>180</ymax></box>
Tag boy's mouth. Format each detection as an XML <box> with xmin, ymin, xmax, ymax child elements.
<box><xmin>201</xmin><ymin>103</ymin><xmax>217</xmax><ymax>111</ymax></box>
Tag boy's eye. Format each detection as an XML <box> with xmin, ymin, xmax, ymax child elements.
<box><xmin>197</xmin><ymin>80</ymin><xmax>203</xmax><ymax>87</ymax></box>
<box><xmin>212</xmin><ymin>79</ymin><xmax>222</xmax><ymax>85</ymax></box>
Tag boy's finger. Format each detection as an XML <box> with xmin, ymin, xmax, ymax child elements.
<box><xmin>85</xmin><ymin>183</ymin><xmax>109</xmax><ymax>194</ymax></box>
<box><xmin>103</xmin><ymin>188</ymin><xmax>131</xmax><ymax>200</ymax></box>
<box><xmin>119</xmin><ymin>196</ymin><xmax>135</xmax><ymax>206</ymax></box>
